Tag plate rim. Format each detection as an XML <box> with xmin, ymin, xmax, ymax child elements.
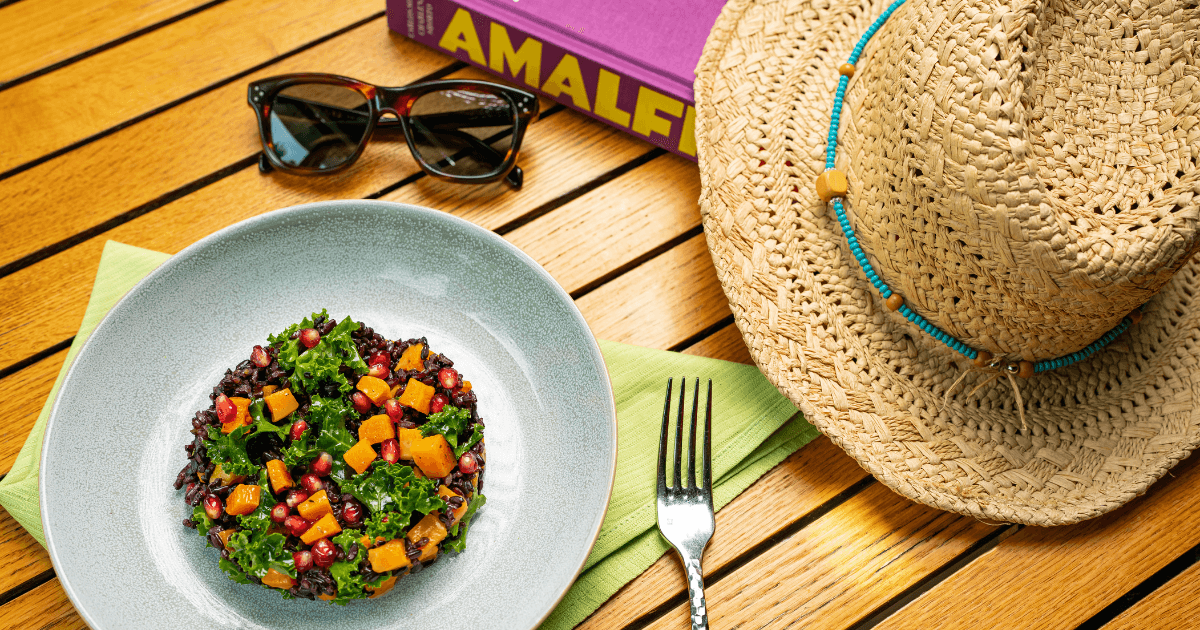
<box><xmin>39</xmin><ymin>199</ymin><xmax>618</xmax><ymax>629</ymax></box>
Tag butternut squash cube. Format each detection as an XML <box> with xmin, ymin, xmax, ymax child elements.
<box><xmin>226</xmin><ymin>484</ymin><xmax>261</xmax><ymax>516</ymax></box>
<box><xmin>396</xmin><ymin>427</ymin><xmax>423</xmax><ymax>460</ymax></box>
<box><xmin>412</xmin><ymin>434</ymin><xmax>456</xmax><ymax>479</ymax></box>
<box><xmin>461</xmin><ymin>380</ymin><xmax>472</xmax><ymax>393</ymax></box>
<box><xmin>264</xmin><ymin>388</ymin><xmax>299</xmax><ymax>421</ymax></box>
<box><xmin>356</xmin><ymin>375</ymin><xmax>391</xmax><ymax>405</ymax></box>
<box><xmin>396</xmin><ymin>343</ymin><xmax>424</xmax><ymax>371</ymax></box>
<box><xmin>217</xmin><ymin>528</ymin><xmax>237</xmax><ymax>550</ymax></box>
<box><xmin>261</xmin><ymin>384</ymin><xmax>278</xmax><ymax>397</ymax></box>
<box><xmin>438</xmin><ymin>485</ymin><xmax>469</xmax><ymax>526</ymax></box>
<box><xmin>368</xmin><ymin>538</ymin><xmax>413</xmax><ymax>573</ymax></box>
<box><xmin>367</xmin><ymin>575</ymin><xmax>398</xmax><ymax>598</ymax></box>
<box><xmin>265</xmin><ymin>459</ymin><xmax>293</xmax><ymax>493</ymax></box>
<box><xmin>359</xmin><ymin>414</ymin><xmax>395</xmax><ymax>444</ymax></box>
<box><xmin>397</xmin><ymin>379</ymin><xmax>435</xmax><ymax>414</ymax></box>
<box><xmin>219</xmin><ymin>397</ymin><xmax>254</xmax><ymax>434</ymax></box>
<box><xmin>262</xmin><ymin>568</ymin><xmax>296</xmax><ymax>589</ymax></box>
<box><xmin>297</xmin><ymin>489</ymin><xmax>332</xmax><ymax>521</ymax></box>
<box><xmin>300</xmin><ymin>512</ymin><xmax>342</xmax><ymax>544</ymax></box>
<box><xmin>317</xmin><ymin>593</ymin><xmax>336</xmax><ymax>601</ymax></box>
<box><xmin>344</xmin><ymin>439</ymin><xmax>377</xmax><ymax>474</ymax></box>
<box><xmin>407</xmin><ymin>512</ymin><xmax>447</xmax><ymax>562</ymax></box>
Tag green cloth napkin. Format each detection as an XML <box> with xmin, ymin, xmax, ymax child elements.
<box><xmin>0</xmin><ymin>240</ymin><xmax>816</xmax><ymax>628</ymax></box>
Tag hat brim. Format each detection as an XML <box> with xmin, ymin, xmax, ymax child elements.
<box><xmin>694</xmin><ymin>0</ymin><xmax>1200</xmax><ymax>525</ymax></box>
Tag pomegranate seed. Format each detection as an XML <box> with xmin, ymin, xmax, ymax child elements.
<box><xmin>250</xmin><ymin>345</ymin><xmax>271</xmax><ymax>368</ymax></box>
<box><xmin>310</xmin><ymin>452</ymin><xmax>333</xmax><ymax>477</ymax></box>
<box><xmin>386</xmin><ymin>399</ymin><xmax>406</xmax><ymax>421</ymax></box>
<box><xmin>351</xmin><ymin>391</ymin><xmax>372</xmax><ymax>413</ymax></box>
<box><xmin>289</xmin><ymin>419</ymin><xmax>308</xmax><ymax>442</ymax></box>
<box><xmin>380</xmin><ymin>438</ymin><xmax>400</xmax><ymax>464</ymax></box>
<box><xmin>429</xmin><ymin>393</ymin><xmax>449</xmax><ymax>414</ymax></box>
<box><xmin>311</xmin><ymin>539</ymin><xmax>337</xmax><ymax>568</ymax></box>
<box><xmin>438</xmin><ymin>367</ymin><xmax>459</xmax><ymax>390</ymax></box>
<box><xmin>342</xmin><ymin>501</ymin><xmax>363</xmax><ymax>526</ymax></box>
<box><xmin>368</xmin><ymin>351</ymin><xmax>390</xmax><ymax>367</ymax></box>
<box><xmin>299</xmin><ymin>328</ymin><xmax>321</xmax><ymax>349</ymax></box>
<box><xmin>458</xmin><ymin>452</ymin><xmax>479</xmax><ymax>475</ymax></box>
<box><xmin>271</xmin><ymin>503</ymin><xmax>289</xmax><ymax>524</ymax></box>
<box><xmin>284</xmin><ymin>515</ymin><xmax>311</xmax><ymax>537</ymax></box>
<box><xmin>368</xmin><ymin>363</ymin><xmax>390</xmax><ymax>379</ymax></box>
<box><xmin>203</xmin><ymin>494</ymin><xmax>224</xmax><ymax>520</ymax></box>
<box><xmin>215</xmin><ymin>395</ymin><xmax>237</xmax><ymax>425</ymax></box>
<box><xmin>285</xmin><ymin>489</ymin><xmax>309</xmax><ymax>509</ymax></box>
<box><xmin>300</xmin><ymin>473</ymin><xmax>324</xmax><ymax>494</ymax></box>
<box><xmin>293</xmin><ymin>550</ymin><xmax>314</xmax><ymax>573</ymax></box>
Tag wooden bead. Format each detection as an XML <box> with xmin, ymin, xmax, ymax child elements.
<box><xmin>1130</xmin><ymin>309</ymin><xmax>1143</xmax><ymax>325</ymax></box>
<box><xmin>1017</xmin><ymin>360</ymin><xmax>1035</xmax><ymax>379</ymax></box>
<box><xmin>885</xmin><ymin>294</ymin><xmax>904</xmax><ymax>311</ymax></box>
<box><xmin>816</xmin><ymin>169</ymin><xmax>848</xmax><ymax>202</ymax></box>
<box><xmin>838</xmin><ymin>63</ymin><xmax>856</xmax><ymax>77</ymax></box>
<box><xmin>973</xmin><ymin>350</ymin><xmax>993</xmax><ymax>368</ymax></box>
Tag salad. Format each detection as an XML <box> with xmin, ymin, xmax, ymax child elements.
<box><xmin>173</xmin><ymin>310</ymin><xmax>486</xmax><ymax>603</ymax></box>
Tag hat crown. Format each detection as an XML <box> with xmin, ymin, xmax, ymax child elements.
<box><xmin>842</xmin><ymin>0</ymin><xmax>1200</xmax><ymax>360</ymax></box>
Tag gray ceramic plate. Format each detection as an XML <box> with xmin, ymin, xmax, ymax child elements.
<box><xmin>40</xmin><ymin>200</ymin><xmax>617</xmax><ymax>629</ymax></box>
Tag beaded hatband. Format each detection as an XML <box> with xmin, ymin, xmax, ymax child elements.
<box><xmin>820</xmin><ymin>0</ymin><xmax>1137</xmax><ymax>378</ymax></box>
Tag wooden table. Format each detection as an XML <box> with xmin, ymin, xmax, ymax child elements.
<box><xmin>2</xmin><ymin>1</ymin><xmax>1199</xmax><ymax>628</ymax></box>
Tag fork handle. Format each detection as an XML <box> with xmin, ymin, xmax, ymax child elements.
<box><xmin>683</xmin><ymin>557</ymin><xmax>709</xmax><ymax>630</ymax></box>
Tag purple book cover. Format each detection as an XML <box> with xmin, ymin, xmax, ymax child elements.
<box><xmin>387</xmin><ymin>0</ymin><xmax>727</xmax><ymax>160</ymax></box>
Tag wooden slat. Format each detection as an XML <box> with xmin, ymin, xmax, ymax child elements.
<box><xmin>0</xmin><ymin>0</ymin><xmax>216</xmax><ymax>84</ymax></box>
<box><xmin>579</xmin><ymin>438</ymin><xmax>869</xmax><ymax>630</ymax></box>
<box><xmin>682</xmin><ymin>323</ymin><xmax>753</xmax><ymax>364</ymax></box>
<box><xmin>0</xmin><ymin>98</ymin><xmax>649</xmax><ymax>372</ymax></box>
<box><xmin>1102</xmin><ymin>561</ymin><xmax>1200</xmax><ymax>630</ymax></box>
<box><xmin>0</xmin><ymin>580</ymin><xmax>84</xmax><ymax>630</ymax></box>
<box><xmin>875</xmin><ymin>455</ymin><xmax>1200</xmax><ymax>630</ymax></box>
<box><xmin>0</xmin><ymin>350</ymin><xmax>62</xmax><ymax>476</ymax></box>
<box><xmin>0</xmin><ymin>12</ymin><xmax>447</xmax><ymax>273</ymax></box>
<box><xmin>0</xmin><ymin>509</ymin><xmax>52</xmax><ymax>597</ymax></box>
<box><xmin>576</xmin><ymin>234</ymin><xmax>730</xmax><ymax>349</ymax></box>
<box><xmin>503</xmin><ymin>153</ymin><xmax>700</xmax><ymax>294</ymax></box>
<box><xmin>0</xmin><ymin>0</ymin><xmax>382</xmax><ymax>174</ymax></box>
<box><xmin>643</xmin><ymin>483</ymin><xmax>996</xmax><ymax>630</ymax></box>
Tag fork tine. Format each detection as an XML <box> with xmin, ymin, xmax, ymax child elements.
<box><xmin>703</xmin><ymin>379</ymin><xmax>713</xmax><ymax>492</ymax></box>
<box><xmin>687</xmin><ymin>377</ymin><xmax>699</xmax><ymax>489</ymax></box>
<box><xmin>658</xmin><ymin>378</ymin><xmax>673</xmax><ymax>495</ymax></box>
<box><xmin>673</xmin><ymin>377</ymin><xmax>685</xmax><ymax>490</ymax></box>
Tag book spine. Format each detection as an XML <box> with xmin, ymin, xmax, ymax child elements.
<box><xmin>387</xmin><ymin>0</ymin><xmax>697</xmax><ymax>161</ymax></box>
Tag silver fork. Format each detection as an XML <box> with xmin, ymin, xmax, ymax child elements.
<box><xmin>656</xmin><ymin>377</ymin><xmax>715</xmax><ymax>630</ymax></box>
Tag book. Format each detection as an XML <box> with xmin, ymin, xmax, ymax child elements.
<box><xmin>386</xmin><ymin>0</ymin><xmax>727</xmax><ymax>161</ymax></box>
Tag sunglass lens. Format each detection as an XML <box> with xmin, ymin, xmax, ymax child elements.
<box><xmin>267</xmin><ymin>83</ymin><xmax>370</xmax><ymax>170</ymax></box>
<box><xmin>408</xmin><ymin>88</ymin><xmax>517</xmax><ymax>179</ymax></box>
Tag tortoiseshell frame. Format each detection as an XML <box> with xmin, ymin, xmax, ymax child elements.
<box><xmin>247</xmin><ymin>73</ymin><xmax>539</xmax><ymax>189</ymax></box>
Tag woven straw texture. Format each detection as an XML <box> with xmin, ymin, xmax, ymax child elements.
<box><xmin>694</xmin><ymin>0</ymin><xmax>1200</xmax><ymax>525</ymax></box>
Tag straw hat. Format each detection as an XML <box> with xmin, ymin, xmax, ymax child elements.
<box><xmin>694</xmin><ymin>0</ymin><xmax>1200</xmax><ymax>525</ymax></box>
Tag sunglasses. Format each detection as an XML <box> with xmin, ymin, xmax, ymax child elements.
<box><xmin>247</xmin><ymin>73</ymin><xmax>539</xmax><ymax>189</ymax></box>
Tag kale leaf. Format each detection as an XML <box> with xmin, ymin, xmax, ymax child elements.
<box><xmin>219</xmin><ymin>557</ymin><xmax>254</xmax><ymax>584</ymax></box>
<box><xmin>271</xmin><ymin>310</ymin><xmax>368</xmax><ymax>394</ymax></box>
<box><xmin>339</xmin><ymin>462</ymin><xmax>445</xmax><ymax>519</ymax></box>
<box><xmin>227</xmin><ymin>530</ymin><xmax>294</xmax><ymax>580</ymax></box>
<box><xmin>203</xmin><ymin>425</ymin><xmax>257</xmax><ymax>477</ymax></box>
<box><xmin>362</xmin><ymin>510</ymin><xmax>410</xmax><ymax>543</ymax></box>
<box><xmin>281</xmin><ymin>394</ymin><xmax>356</xmax><ymax>475</ymax></box>
<box><xmin>328</xmin><ymin>560</ymin><xmax>387</xmax><ymax>605</ymax></box>
<box><xmin>244</xmin><ymin>400</ymin><xmax>288</xmax><ymax>442</ymax></box>
<box><xmin>420</xmin><ymin>405</ymin><xmax>483</xmax><ymax>457</ymax></box>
